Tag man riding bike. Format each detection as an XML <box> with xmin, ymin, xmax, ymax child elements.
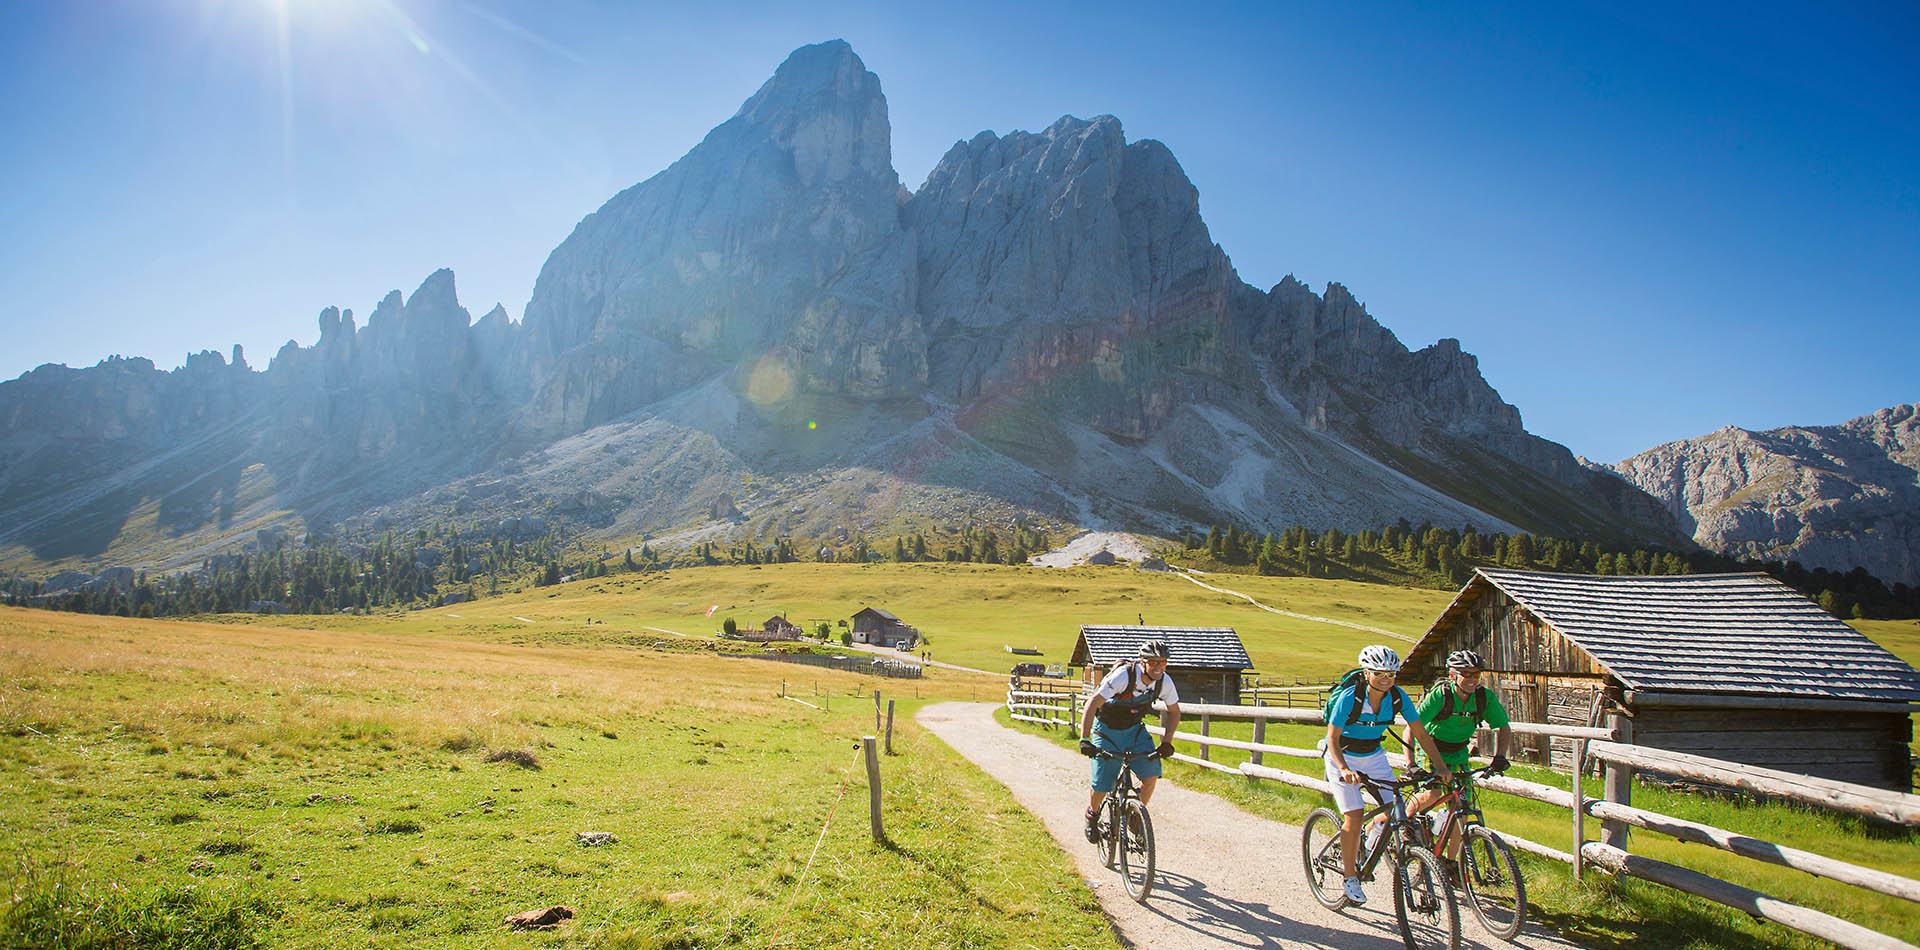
<box><xmin>1324</xmin><ymin>644</ymin><xmax>1451</xmax><ymax>905</ymax></box>
<box><xmin>1403</xmin><ymin>649</ymin><xmax>1513</xmax><ymax>871</ymax></box>
<box><xmin>1078</xmin><ymin>640</ymin><xmax>1182</xmax><ymax>843</ymax></box>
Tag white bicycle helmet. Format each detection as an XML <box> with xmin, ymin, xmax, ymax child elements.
<box><xmin>1446</xmin><ymin>649</ymin><xmax>1485</xmax><ymax>670</ymax></box>
<box><xmin>1357</xmin><ymin>644</ymin><xmax>1402</xmax><ymax>672</ymax></box>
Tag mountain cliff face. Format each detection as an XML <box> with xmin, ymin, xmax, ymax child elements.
<box><xmin>1</xmin><ymin>39</ymin><xmax>1689</xmax><ymax>576</ymax></box>
<box><xmin>519</xmin><ymin>40</ymin><xmax>923</xmax><ymax>440</ymax></box>
<box><xmin>1612</xmin><ymin>404</ymin><xmax>1920</xmax><ymax>586</ymax></box>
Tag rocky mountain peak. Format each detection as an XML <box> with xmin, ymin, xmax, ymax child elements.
<box><xmin>1613</xmin><ymin>403</ymin><xmax>1920</xmax><ymax>585</ymax></box>
<box><xmin>731</xmin><ymin>39</ymin><xmax>894</xmax><ymax>188</ymax></box>
<box><xmin>516</xmin><ymin>39</ymin><xmax>920</xmax><ymax>438</ymax></box>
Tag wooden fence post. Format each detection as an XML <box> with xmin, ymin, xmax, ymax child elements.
<box><xmin>885</xmin><ymin>700</ymin><xmax>895</xmax><ymax>755</ymax></box>
<box><xmin>864</xmin><ymin>736</ymin><xmax>885</xmax><ymax>842</ymax></box>
<box><xmin>1251</xmin><ymin>698</ymin><xmax>1266</xmax><ymax>767</ymax></box>
<box><xmin>1602</xmin><ymin>712</ymin><xmax>1632</xmax><ymax>851</ymax></box>
<box><xmin>1573</xmin><ymin>738</ymin><xmax>1587</xmax><ymax>881</ymax></box>
<box><xmin>874</xmin><ymin>691</ymin><xmax>882</xmax><ymax>733</ymax></box>
<box><xmin>1200</xmin><ymin>714</ymin><xmax>1211</xmax><ymax>761</ymax></box>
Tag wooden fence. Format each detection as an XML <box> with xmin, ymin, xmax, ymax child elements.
<box><xmin>742</xmin><ymin>652</ymin><xmax>924</xmax><ymax>678</ymax></box>
<box><xmin>1006</xmin><ymin>676</ymin><xmax>1078</xmax><ymax>728</ymax></box>
<box><xmin>1010</xmin><ymin>687</ymin><xmax>1920</xmax><ymax>950</ymax></box>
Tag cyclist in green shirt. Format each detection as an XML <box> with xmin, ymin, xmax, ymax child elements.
<box><xmin>1404</xmin><ymin>650</ymin><xmax>1513</xmax><ymax>867</ymax></box>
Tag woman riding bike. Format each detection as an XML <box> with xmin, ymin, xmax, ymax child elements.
<box><xmin>1324</xmin><ymin>644</ymin><xmax>1452</xmax><ymax>906</ymax></box>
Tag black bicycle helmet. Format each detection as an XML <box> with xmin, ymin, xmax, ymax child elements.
<box><xmin>1446</xmin><ymin>649</ymin><xmax>1485</xmax><ymax>670</ymax></box>
<box><xmin>1137</xmin><ymin>639</ymin><xmax>1171</xmax><ymax>660</ymax></box>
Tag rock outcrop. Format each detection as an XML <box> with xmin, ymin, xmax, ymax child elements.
<box><xmin>1612</xmin><ymin>404</ymin><xmax>1920</xmax><ymax>586</ymax></box>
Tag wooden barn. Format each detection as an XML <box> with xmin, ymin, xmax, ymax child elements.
<box><xmin>1070</xmin><ymin>625</ymin><xmax>1253</xmax><ymax>706</ymax></box>
<box><xmin>850</xmin><ymin>607</ymin><xmax>920</xmax><ymax>649</ymax></box>
<box><xmin>1403</xmin><ymin>568</ymin><xmax>1920</xmax><ymax>790</ymax></box>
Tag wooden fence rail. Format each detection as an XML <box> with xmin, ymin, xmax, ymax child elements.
<box><xmin>1005</xmin><ymin>686</ymin><xmax>1074</xmax><ymax>728</ymax></box>
<box><xmin>1029</xmin><ymin>691</ymin><xmax>1920</xmax><ymax>949</ymax></box>
<box><xmin>1586</xmin><ymin>740</ymin><xmax>1920</xmax><ymax>825</ymax></box>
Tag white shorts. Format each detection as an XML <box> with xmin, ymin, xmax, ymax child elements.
<box><xmin>1324</xmin><ymin>747</ymin><xmax>1399</xmax><ymax>814</ymax></box>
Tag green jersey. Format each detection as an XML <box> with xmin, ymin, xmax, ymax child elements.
<box><xmin>1416</xmin><ymin>683</ymin><xmax>1510</xmax><ymax>743</ymax></box>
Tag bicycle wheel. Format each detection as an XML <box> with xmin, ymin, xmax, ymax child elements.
<box><xmin>1117</xmin><ymin>799</ymin><xmax>1155</xmax><ymax>902</ymax></box>
<box><xmin>1391</xmin><ymin>839</ymin><xmax>1460</xmax><ymax>950</ymax></box>
<box><xmin>1461</xmin><ymin>825</ymin><xmax>1525</xmax><ymax>940</ymax></box>
<box><xmin>1300</xmin><ymin>807</ymin><xmax>1350</xmax><ymax>910</ymax></box>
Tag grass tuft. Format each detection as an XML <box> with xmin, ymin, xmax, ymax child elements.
<box><xmin>483</xmin><ymin>748</ymin><xmax>541</xmax><ymax>770</ymax></box>
<box><xmin>1</xmin><ymin>861</ymin><xmax>278</xmax><ymax>948</ymax></box>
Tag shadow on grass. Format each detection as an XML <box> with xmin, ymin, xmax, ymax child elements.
<box><xmin>877</xmin><ymin>839</ymin><xmax>1010</xmax><ymax>915</ymax></box>
<box><xmin>1529</xmin><ymin>874</ymin><xmax>1821</xmax><ymax>950</ymax></box>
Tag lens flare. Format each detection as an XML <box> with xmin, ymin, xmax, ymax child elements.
<box><xmin>744</xmin><ymin>354</ymin><xmax>795</xmax><ymax>407</ymax></box>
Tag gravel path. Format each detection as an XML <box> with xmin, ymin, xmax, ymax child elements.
<box><xmin>918</xmin><ymin>702</ymin><xmax>1586</xmax><ymax>950</ymax></box>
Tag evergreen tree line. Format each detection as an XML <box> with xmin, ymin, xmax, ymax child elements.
<box><xmin>0</xmin><ymin>521</ymin><xmax>1054</xmax><ymax>619</ymax></box>
<box><xmin>0</xmin><ymin>528</ymin><xmax>614</xmax><ymax>618</ymax></box>
<box><xmin>1184</xmin><ymin>520</ymin><xmax>1920</xmax><ymax>620</ymax></box>
<box><xmin>12</xmin><ymin>512</ymin><xmax>1909</xmax><ymax>623</ymax></box>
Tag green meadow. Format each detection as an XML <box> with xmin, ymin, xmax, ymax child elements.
<box><xmin>3</xmin><ymin>563</ymin><xmax>1916</xmax><ymax>948</ymax></box>
<box><xmin>0</xmin><ymin>606</ymin><xmax>1111</xmax><ymax>948</ymax></box>
<box><xmin>201</xmin><ymin>562</ymin><xmax>1457</xmax><ymax>678</ymax></box>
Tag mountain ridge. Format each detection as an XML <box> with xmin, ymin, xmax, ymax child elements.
<box><xmin>3</xmin><ymin>40</ymin><xmax>1699</xmax><ymax>582</ymax></box>
<box><xmin>1610</xmin><ymin>403</ymin><xmax>1920</xmax><ymax>587</ymax></box>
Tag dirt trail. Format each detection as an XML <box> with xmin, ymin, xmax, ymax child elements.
<box><xmin>917</xmin><ymin>702</ymin><xmax>1584</xmax><ymax>950</ymax></box>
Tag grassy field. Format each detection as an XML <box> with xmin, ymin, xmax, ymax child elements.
<box><xmin>6</xmin><ymin>563</ymin><xmax>1917</xmax><ymax>948</ymax></box>
<box><xmin>203</xmin><ymin>562</ymin><xmax>1457</xmax><ymax>680</ymax></box>
<box><xmin>0</xmin><ymin>607</ymin><xmax>1117</xmax><ymax>949</ymax></box>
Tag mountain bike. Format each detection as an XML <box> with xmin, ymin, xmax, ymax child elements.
<box><xmin>1302</xmin><ymin>772</ymin><xmax>1460</xmax><ymax>950</ymax></box>
<box><xmin>1092</xmin><ymin>750</ymin><xmax>1157</xmax><ymax>902</ymax></box>
<box><xmin>1414</xmin><ymin>765</ymin><xmax>1526</xmax><ymax>940</ymax></box>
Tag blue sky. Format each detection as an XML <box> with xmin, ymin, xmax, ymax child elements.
<box><xmin>1</xmin><ymin>0</ymin><xmax>1914</xmax><ymax>463</ymax></box>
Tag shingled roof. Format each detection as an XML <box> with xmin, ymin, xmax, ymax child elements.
<box><xmin>1409</xmin><ymin>569</ymin><xmax>1920</xmax><ymax>703</ymax></box>
<box><xmin>1072</xmin><ymin>625</ymin><xmax>1253</xmax><ymax>670</ymax></box>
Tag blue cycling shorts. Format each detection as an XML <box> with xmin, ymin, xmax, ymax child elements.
<box><xmin>1090</xmin><ymin>722</ymin><xmax>1162</xmax><ymax>792</ymax></box>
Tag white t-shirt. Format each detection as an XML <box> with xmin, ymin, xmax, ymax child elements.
<box><xmin>1095</xmin><ymin>661</ymin><xmax>1181</xmax><ymax>706</ymax></box>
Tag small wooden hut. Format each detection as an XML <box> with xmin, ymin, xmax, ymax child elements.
<box><xmin>1404</xmin><ymin>568</ymin><xmax>1920</xmax><ymax>790</ymax></box>
<box><xmin>850</xmin><ymin>607</ymin><xmax>919</xmax><ymax>649</ymax></box>
<box><xmin>1070</xmin><ymin>625</ymin><xmax>1252</xmax><ymax>705</ymax></box>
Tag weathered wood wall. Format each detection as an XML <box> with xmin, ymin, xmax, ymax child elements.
<box><xmin>1410</xmin><ymin>585</ymin><xmax>1609</xmax><ymax>766</ymax></box>
<box><xmin>1633</xmin><ymin>708</ymin><xmax>1914</xmax><ymax>791</ymax></box>
<box><xmin>1175</xmin><ymin>669</ymin><xmax>1240</xmax><ymax>707</ymax></box>
<box><xmin>1492</xmin><ymin>672</ymin><xmax>1609</xmax><ymax>768</ymax></box>
<box><xmin>1453</xmin><ymin>587</ymin><xmax>1607</xmax><ymax>677</ymax></box>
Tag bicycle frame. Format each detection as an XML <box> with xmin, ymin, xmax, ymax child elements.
<box><xmin>1413</xmin><ymin>766</ymin><xmax>1497</xmax><ymax>854</ymax></box>
<box><xmin>1352</xmin><ymin>773</ymin><xmax>1427</xmax><ymax>878</ymax></box>
<box><xmin>1096</xmin><ymin>750</ymin><xmax>1156</xmax><ymax>817</ymax></box>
